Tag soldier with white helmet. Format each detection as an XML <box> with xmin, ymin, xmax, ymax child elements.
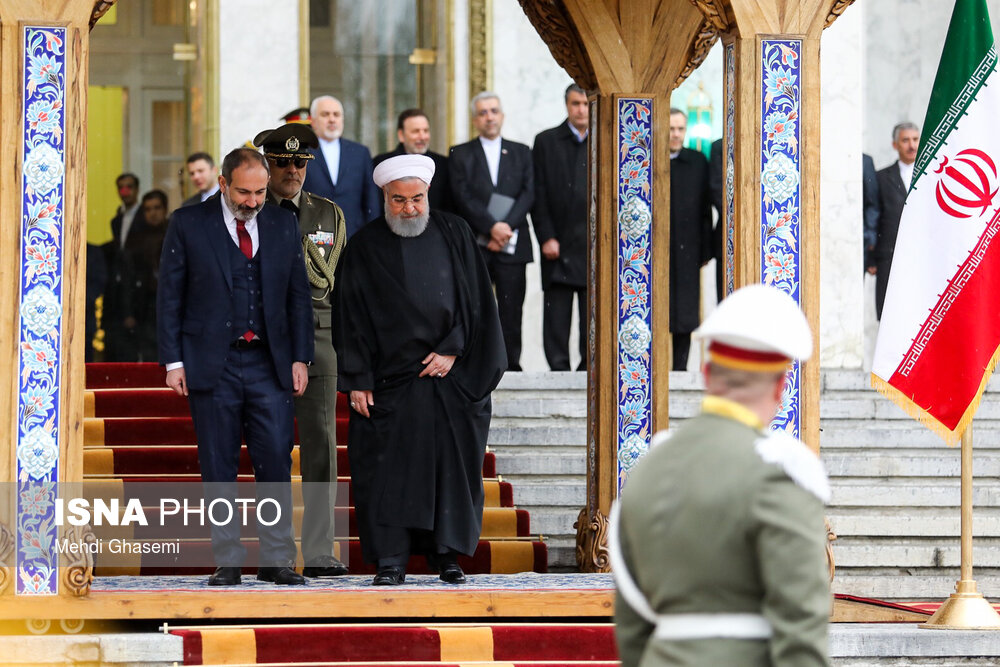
<box><xmin>612</xmin><ymin>284</ymin><xmax>831</xmax><ymax>667</ymax></box>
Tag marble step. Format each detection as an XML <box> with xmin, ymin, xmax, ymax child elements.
<box><xmin>832</xmin><ymin>537</ymin><xmax>1000</xmax><ymax>568</ymax></box>
<box><xmin>827</xmin><ymin>508</ymin><xmax>1000</xmax><ymax>538</ymax></box>
<box><xmin>506</xmin><ymin>479</ymin><xmax>586</xmax><ymax>507</ymax></box>
<box><xmin>488</xmin><ymin>421</ymin><xmax>586</xmax><ymax>447</ymax></box>
<box><xmin>822</xmin><ymin>451</ymin><xmax>1000</xmax><ymax>477</ymax></box>
<box><xmin>820</xmin><ymin>422</ymin><xmax>1000</xmax><ymax>448</ymax></box>
<box><xmin>494</xmin><ymin>451</ymin><xmax>586</xmax><ymax>475</ymax></box>
<box><xmin>831</xmin><ymin>571</ymin><xmax>1000</xmax><ymax>600</ymax></box>
<box><xmin>829</xmin><ymin>479</ymin><xmax>1000</xmax><ymax>506</ymax></box>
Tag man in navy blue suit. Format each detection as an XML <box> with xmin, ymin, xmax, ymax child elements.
<box><xmin>303</xmin><ymin>95</ymin><xmax>380</xmax><ymax>237</ymax></box>
<box><xmin>157</xmin><ymin>147</ymin><xmax>314</xmax><ymax>586</ymax></box>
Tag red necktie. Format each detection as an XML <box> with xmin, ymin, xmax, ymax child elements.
<box><xmin>236</xmin><ymin>219</ymin><xmax>253</xmax><ymax>259</ymax></box>
<box><xmin>236</xmin><ymin>220</ymin><xmax>255</xmax><ymax>342</ymax></box>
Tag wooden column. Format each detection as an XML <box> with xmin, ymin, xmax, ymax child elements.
<box><xmin>717</xmin><ymin>0</ymin><xmax>854</xmax><ymax>449</ymax></box>
<box><xmin>0</xmin><ymin>0</ymin><xmax>105</xmax><ymax>600</ymax></box>
<box><xmin>519</xmin><ymin>0</ymin><xmax>717</xmax><ymax>572</ymax></box>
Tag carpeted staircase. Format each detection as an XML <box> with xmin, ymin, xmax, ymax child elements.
<box><xmin>83</xmin><ymin>363</ymin><xmax>547</xmax><ymax>576</ymax></box>
<box><xmin>168</xmin><ymin>623</ymin><xmax>618</xmax><ymax>666</ymax></box>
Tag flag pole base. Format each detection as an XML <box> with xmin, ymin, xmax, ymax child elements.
<box><xmin>920</xmin><ymin>580</ymin><xmax>1000</xmax><ymax>630</ymax></box>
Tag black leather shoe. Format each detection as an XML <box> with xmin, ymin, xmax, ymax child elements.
<box><xmin>438</xmin><ymin>559</ymin><xmax>466</xmax><ymax>584</ymax></box>
<box><xmin>372</xmin><ymin>566</ymin><xmax>406</xmax><ymax>586</ymax></box>
<box><xmin>257</xmin><ymin>566</ymin><xmax>306</xmax><ymax>585</ymax></box>
<box><xmin>207</xmin><ymin>566</ymin><xmax>242</xmax><ymax>586</ymax></box>
<box><xmin>302</xmin><ymin>555</ymin><xmax>349</xmax><ymax>578</ymax></box>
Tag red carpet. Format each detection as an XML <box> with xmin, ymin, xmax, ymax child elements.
<box><xmin>171</xmin><ymin>623</ymin><xmax>617</xmax><ymax>665</ymax></box>
<box><xmin>85</xmin><ymin>363</ymin><xmax>545</xmax><ymax>576</ymax></box>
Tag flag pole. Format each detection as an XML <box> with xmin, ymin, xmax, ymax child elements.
<box><xmin>921</xmin><ymin>424</ymin><xmax>1000</xmax><ymax>629</ymax></box>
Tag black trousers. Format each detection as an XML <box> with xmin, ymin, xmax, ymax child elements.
<box><xmin>543</xmin><ymin>283</ymin><xmax>587</xmax><ymax>371</ymax></box>
<box><xmin>187</xmin><ymin>344</ymin><xmax>297</xmax><ymax>568</ymax></box>
<box><xmin>672</xmin><ymin>332</ymin><xmax>691</xmax><ymax>371</ymax></box>
<box><xmin>480</xmin><ymin>251</ymin><xmax>526</xmax><ymax>371</ymax></box>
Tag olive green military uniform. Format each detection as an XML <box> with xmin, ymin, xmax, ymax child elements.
<box><xmin>268</xmin><ymin>189</ymin><xmax>347</xmax><ymax>564</ymax></box>
<box><xmin>613</xmin><ymin>396</ymin><xmax>831</xmax><ymax>667</ymax></box>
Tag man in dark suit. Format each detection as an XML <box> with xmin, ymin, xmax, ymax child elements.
<box><xmin>668</xmin><ymin>108</ymin><xmax>713</xmax><ymax>371</ymax></box>
<box><xmin>449</xmin><ymin>92</ymin><xmax>534</xmax><ymax>371</ymax></box>
<box><xmin>873</xmin><ymin>122</ymin><xmax>919</xmax><ymax>319</ymax></box>
<box><xmin>104</xmin><ymin>172</ymin><xmax>148</xmax><ymax>361</ymax></box>
<box><xmin>254</xmin><ymin>122</ymin><xmax>350</xmax><ymax>578</ymax></box>
<box><xmin>180</xmin><ymin>152</ymin><xmax>219</xmax><ymax>208</ymax></box>
<box><xmin>708</xmin><ymin>138</ymin><xmax>725</xmax><ymax>303</ymax></box>
<box><xmin>374</xmin><ymin>108</ymin><xmax>453</xmax><ymax>214</ymax></box>
<box><xmin>532</xmin><ymin>84</ymin><xmax>589</xmax><ymax>371</ymax></box>
<box><xmin>302</xmin><ymin>95</ymin><xmax>380</xmax><ymax>237</ymax></box>
<box><xmin>157</xmin><ymin>147</ymin><xmax>313</xmax><ymax>587</ymax></box>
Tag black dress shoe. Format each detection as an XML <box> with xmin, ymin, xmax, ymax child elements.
<box><xmin>437</xmin><ymin>559</ymin><xmax>466</xmax><ymax>584</ymax></box>
<box><xmin>257</xmin><ymin>566</ymin><xmax>306</xmax><ymax>585</ymax></box>
<box><xmin>372</xmin><ymin>566</ymin><xmax>406</xmax><ymax>586</ymax></box>
<box><xmin>302</xmin><ymin>555</ymin><xmax>349</xmax><ymax>578</ymax></box>
<box><xmin>207</xmin><ymin>566</ymin><xmax>242</xmax><ymax>586</ymax></box>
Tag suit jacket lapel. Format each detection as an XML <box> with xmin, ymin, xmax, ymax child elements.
<box><xmin>311</xmin><ymin>147</ymin><xmax>335</xmax><ymax>192</ymax></box>
<box><xmin>257</xmin><ymin>207</ymin><xmax>276</xmax><ymax>300</ymax></box>
<box><xmin>207</xmin><ymin>200</ymin><xmax>234</xmax><ymax>291</ymax></box>
<box><xmin>892</xmin><ymin>161</ymin><xmax>907</xmax><ymax>195</ymax></box>
<box><xmin>474</xmin><ymin>140</ymin><xmax>493</xmax><ymax>190</ymax></box>
<box><xmin>497</xmin><ymin>139</ymin><xmax>510</xmax><ymax>190</ymax></box>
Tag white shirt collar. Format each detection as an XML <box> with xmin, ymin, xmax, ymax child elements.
<box><xmin>201</xmin><ymin>184</ymin><xmax>219</xmax><ymax>201</ymax></box>
<box><xmin>567</xmin><ymin>121</ymin><xmax>588</xmax><ymax>142</ymax></box>
<box><xmin>898</xmin><ymin>160</ymin><xmax>914</xmax><ymax>189</ymax></box>
<box><xmin>219</xmin><ymin>195</ymin><xmax>259</xmax><ymax>256</ymax></box>
<box><xmin>479</xmin><ymin>135</ymin><xmax>502</xmax><ymax>186</ymax></box>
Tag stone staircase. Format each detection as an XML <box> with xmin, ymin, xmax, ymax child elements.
<box><xmin>489</xmin><ymin>370</ymin><xmax>1000</xmax><ymax>600</ymax></box>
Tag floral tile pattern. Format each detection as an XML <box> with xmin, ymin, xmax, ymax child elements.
<box><xmin>17</xmin><ymin>26</ymin><xmax>66</xmax><ymax>596</ymax></box>
<box><xmin>725</xmin><ymin>42</ymin><xmax>736</xmax><ymax>297</ymax></box>
<box><xmin>760</xmin><ymin>39</ymin><xmax>802</xmax><ymax>437</ymax></box>
<box><xmin>616</xmin><ymin>98</ymin><xmax>653</xmax><ymax>490</ymax></box>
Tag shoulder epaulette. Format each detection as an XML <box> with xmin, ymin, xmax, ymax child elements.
<box><xmin>753</xmin><ymin>431</ymin><xmax>831</xmax><ymax>503</ymax></box>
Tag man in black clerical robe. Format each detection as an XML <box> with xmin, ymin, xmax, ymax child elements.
<box><xmin>333</xmin><ymin>154</ymin><xmax>506</xmax><ymax>586</ymax></box>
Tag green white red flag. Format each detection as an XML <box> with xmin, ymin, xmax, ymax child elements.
<box><xmin>871</xmin><ymin>0</ymin><xmax>1000</xmax><ymax>444</ymax></box>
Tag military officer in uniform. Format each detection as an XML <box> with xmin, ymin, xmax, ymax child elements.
<box><xmin>254</xmin><ymin>123</ymin><xmax>349</xmax><ymax>577</ymax></box>
<box><xmin>612</xmin><ymin>284</ymin><xmax>831</xmax><ymax>667</ymax></box>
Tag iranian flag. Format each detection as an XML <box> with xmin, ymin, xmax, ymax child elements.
<box><xmin>872</xmin><ymin>0</ymin><xmax>1000</xmax><ymax>445</ymax></box>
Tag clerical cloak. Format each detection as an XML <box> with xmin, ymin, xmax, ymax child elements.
<box><xmin>333</xmin><ymin>210</ymin><xmax>506</xmax><ymax>561</ymax></box>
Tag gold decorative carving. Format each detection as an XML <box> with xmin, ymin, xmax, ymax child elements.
<box><xmin>824</xmin><ymin>0</ymin><xmax>857</xmax><ymax>29</ymax></box>
<box><xmin>0</xmin><ymin>523</ymin><xmax>12</xmax><ymax>595</ymax></box>
<box><xmin>89</xmin><ymin>0</ymin><xmax>118</xmax><ymax>30</ymax></box>
<box><xmin>674</xmin><ymin>20</ymin><xmax>719</xmax><ymax>90</ymax></box>
<box><xmin>469</xmin><ymin>0</ymin><xmax>493</xmax><ymax>97</ymax></box>
<box><xmin>688</xmin><ymin>0</ymin><xmax>729</xmax><ymax>32</ymax></box>
<box><xmin>61</xmin><ymin>524</ymin><xmax>96</xmax><ymax>597</ymax></box>
<box><xmin>517</xmin><ymin>0</ymin><xmax>598</xmax><ymax>91</ymax></box>
<box><xmin>574</xmin><ymin>508</ymin><xmax>610</xmax><ymax>573</ymax></box>
<box><xmin>825</xmin><ymin>517</ymin><xmax>838</xmax><ymax>583</ymax></box>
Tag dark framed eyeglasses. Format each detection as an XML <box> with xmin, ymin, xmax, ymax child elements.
<box><xmin>274</xmin><ymin>157</ymin><xmax>308</xmax><ymax>169</ymax></box>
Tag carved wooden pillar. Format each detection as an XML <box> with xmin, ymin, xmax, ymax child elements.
<box><xmin>710</xmin><ymin>0</ymin><xmax>855</xmax><ymax>449</ymax></box>
<box><xmin>519</xmin><ymin>0</ymin><xmax>717</xmax><ymax>572</ymax></box>
<box><xmin>0</xmin><ymin>0</ymin><xmax>107</xmax><ymax>599</ymax></box>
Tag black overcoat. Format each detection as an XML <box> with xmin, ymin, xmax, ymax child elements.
<box><xmin>532</xmin><ymin>121</ymin><xmax>588</xmax><ymax>289</ymax></box>
<box><xmin>669</xmin><ymin>148</ymin><xmax>713</xmax><ymax>333</ymax></box>
<box><xmin>333</xmin><ymin>211</ymin><xmax>506</xmax><ymax>562</ymax></box>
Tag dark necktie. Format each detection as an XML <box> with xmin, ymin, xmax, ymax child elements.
<box><xmin>280</xmin><ymin>198</ymin><xmax>299</xmax><ymax>218</ymax></box>
<box><xmin>235</xmin><ymin>220</ymin><xmax>255</xmax><ymax>342</ymax></box>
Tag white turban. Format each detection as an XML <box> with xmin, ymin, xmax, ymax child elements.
<box><xmin>373</xmin><ymin>154</ymin><xmax>436</xmax><ymax>188</ymax></box>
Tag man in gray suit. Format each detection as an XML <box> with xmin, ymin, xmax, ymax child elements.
<box><xmin>255</xmin><ymin>122</ymin><xmax>349</xmax><ymax>577</ymax></box>
<box><xmin>874</xmin><ymin>122</ymin><xmax>919</xmax><ymax>319</ymax></box>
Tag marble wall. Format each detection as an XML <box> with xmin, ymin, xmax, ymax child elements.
<box><xmin>218</xmin><ymin>0</ymin><xmax>301</xmax><ymax>156</ymax></box>
<box><xmin>820</xmin><ymin>3</ymin><xmax>864</xmax><ymax>368</ymax></box>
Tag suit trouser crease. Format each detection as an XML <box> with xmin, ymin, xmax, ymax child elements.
<box><xmin>543</xmin><ymin>283</ymin><xmax>586</xmax><ymax>371</ymax></box>
<box><xmin>482</xmin><ymin>251</ymin><xmax>526</xmax><ymax>370</ymax></box>
<box><xmin>188</xmin><ymin>345</ymin><xmax>297</xmax><ymax>567</ymax></box>
<box><xmin>294</xmin><ymin>374</ymin><xmax>338</xmax><ymax>562</ymax></box>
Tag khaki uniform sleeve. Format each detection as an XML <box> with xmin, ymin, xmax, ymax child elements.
<box><xmin>753</xmin><ymin>475</ymin><xmax>831</xmax><ymax>667</ymax></box>
<box><xmin>613</xmin><ymin>516</ymin><xmax>655</xmax><ymax>667</ymax></box>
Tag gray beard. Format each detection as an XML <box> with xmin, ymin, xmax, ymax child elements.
<box><xmin>385</xmin><ymin>206</ymin><xmax>430</xmax><ymax>237</ymax></box>
<box><xmin>224</xmin><ymin>191</ymin><xmax>264</xmax><ymax>222</ymax></box>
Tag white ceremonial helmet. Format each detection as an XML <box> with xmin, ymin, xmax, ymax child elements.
<box><xmin>694</xmin><ymin>284</ymin><xmax>812</xmax><ymax>371</ymax></box>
